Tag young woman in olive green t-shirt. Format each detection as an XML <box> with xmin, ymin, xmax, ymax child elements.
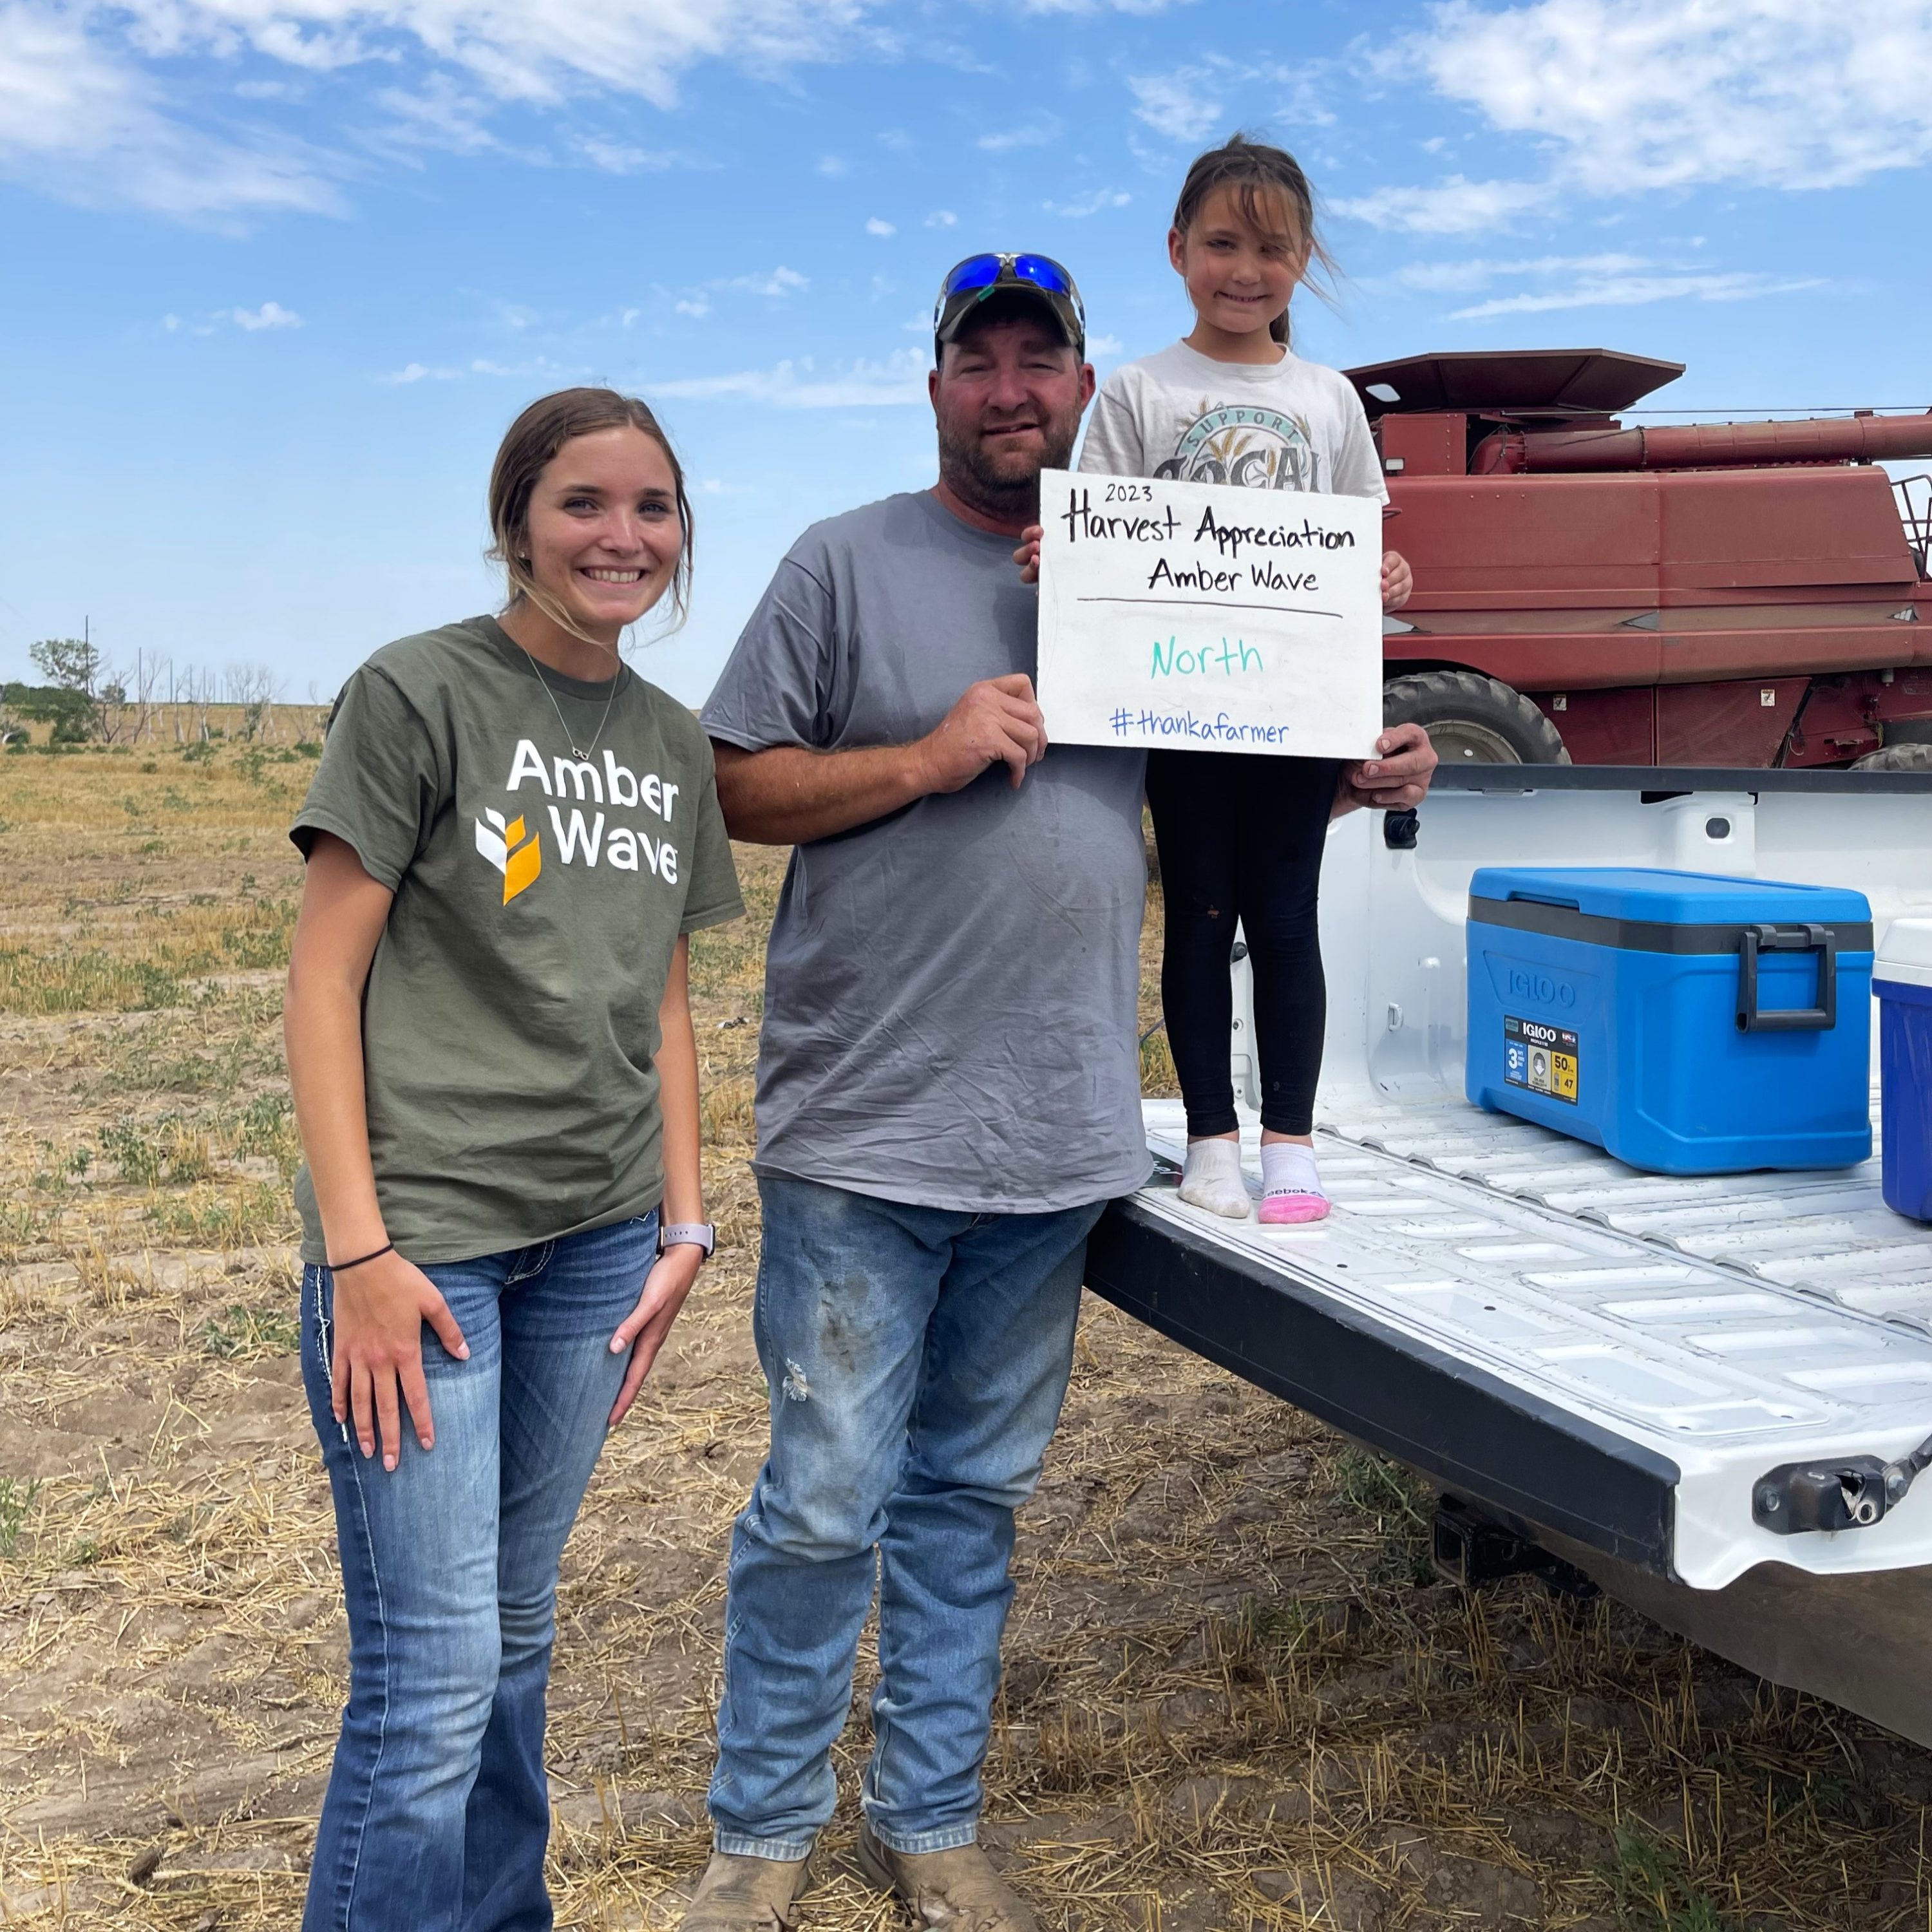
<box><xmin>284</xmin><ymin>388</ymin><xmax>742</xmax><ymax>1932</ymax></box>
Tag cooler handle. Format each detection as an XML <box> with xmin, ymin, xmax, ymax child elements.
<box><xmin>1736</xmin><ymin>923</ymin><xmax>1837</xmax><ymax>1032</ymax></box>
<box><xmin>1503</xmin><ymin>889</ymin><xmax>1582</xmax><ymax>910</ymax></box>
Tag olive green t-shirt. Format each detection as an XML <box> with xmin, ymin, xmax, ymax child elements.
<box><xmin>290</xmin><ymin>616</ymin><xmax>743</xmax><ymax>1265</ymax></box>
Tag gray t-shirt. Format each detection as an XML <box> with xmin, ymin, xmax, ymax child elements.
<box><xmin>702</xmin><ymin>490</ymin><xmax>1152</xmax><ymax>1213</ymax></box>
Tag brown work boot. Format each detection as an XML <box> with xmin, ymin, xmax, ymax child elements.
<box><xmin>855</xmin><ymin>1821</ymin><xmax>1038</xmax><ymax>1931</ymax></box>
<box><xmin>679</xmin><ymin>1849</ymin><xmax>814</xmax><ymax>1932</ymax></box>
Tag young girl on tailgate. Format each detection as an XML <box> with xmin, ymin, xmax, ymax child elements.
<box><xmin>1080</xmin><ymin>135</ymin><xmax>1414</xmax><ymax>1224</ymax></box>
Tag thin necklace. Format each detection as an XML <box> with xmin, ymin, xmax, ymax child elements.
<box><xmin>518</xmin><ymin>642</ymin><xmax>623</xmax><ymax>762</ymax></box>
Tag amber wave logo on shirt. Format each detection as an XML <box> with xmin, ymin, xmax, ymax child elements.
<box><xmin>474</xmin><ymin>808</ymin><xmax>541</xmax><ymax>904</ymax></box>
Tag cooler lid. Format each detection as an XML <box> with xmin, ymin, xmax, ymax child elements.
<box><xmin>1470</xmin><ymin>866</ymin><xmax>1873</xmax><ymax>954</ymax></box>
<box><xmin>1876</xmin><ymin>916</ymin><xmax>1932</xmax><ymax>990</ymax></box>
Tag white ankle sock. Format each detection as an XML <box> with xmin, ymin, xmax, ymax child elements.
<box><xmin>1178</xmin><ymin>1137</ymin><xmax>1250</xmax><ymax>1219</ymax></box>
<box><xmin>1261</xmin><ymin>1141</ymin><xmax>1323</xmax><ymax>1201</ymax></box>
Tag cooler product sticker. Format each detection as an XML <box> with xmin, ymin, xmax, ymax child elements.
<box><xmin>1504</xmin><ymin>1015</ymin><xmax>1579</xmax><ymax>1104</ymax></box>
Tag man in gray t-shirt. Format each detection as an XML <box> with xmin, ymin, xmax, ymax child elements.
<box><xmin>685</xmin><ymin>257</ymin><xmax>1437</xmax><ymax>1932</ymax></box>
<box><xmin>703</xmin><ymin>486</ymin><xmax>1150</xmax><ymax>1210</ymax></box>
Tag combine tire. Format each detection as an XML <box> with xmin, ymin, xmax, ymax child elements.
<box><xmin>1383</xmin><ymin>670</ymin><xmax>1571</xmax><ymax>766</ymax></box>
<box><xmin>1851</xmin><ymin>742</ymin><xmax>1932</xmax><ymax>771</ymax></box>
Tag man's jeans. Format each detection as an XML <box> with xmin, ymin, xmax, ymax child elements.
<box><xmin>299</xmin><ymin>1214</ymin><xmax>655</xmax><ymax>1932</ymax></box>
<box><xmin>709</xmin><ymin>1175</ymin><xmax>1103</xmax><ymax>1858</ymax></box>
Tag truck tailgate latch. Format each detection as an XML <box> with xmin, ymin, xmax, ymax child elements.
<box><xmin>1754</xmin><ymin>1429</ymin><xmax>1932</xmax><ymax>1534</ymax></box>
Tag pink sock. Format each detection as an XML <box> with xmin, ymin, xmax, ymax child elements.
<box><xmin>1257</xmin><ymin>1141</ymin><xmax>1328</xmax><ymax>1226</ymax></box>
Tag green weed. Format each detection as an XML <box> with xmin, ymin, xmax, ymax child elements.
<box><xmin>98</xmin><ymin>1115</ymin><xmax>211</xmax><ymax>1186</ymax></box>
<box><xmin>144</xmin><ymin>1184</ymin><xmax>291</xmax><ymax>1245</ymax></box>
<box><xmin>1334</xmin><ymin>1444</ymin><xmax>1436</xmax><ymax>1587</ymax></box>
<box><xmin>227</xmin><ymin>1090</ymin><xmax>300</xmax><ymax>1177</ymax></box>
<box><xmin>1600</xmin><ymin>1821</ymin><xmax>1735</xmax><ymax>1931</ymax></box>
<box><xmin>0</xmin><ymin>1199</ymin><xmax>53</xmax><ymax>1254</ymax></box>
<box><xmin>90</xmin><ymin>1034</ymin><xmax>253</xmax><ymax>1099</ymax></box>
<box><xmin>0</xmin><ymin>949</ymin><xmax>185</xmax><ymax>1014</ymax></box>
<box><xmin>0</xmin><ymin>1476</ymin><xmax>42</xmax><ymax>1559</ymax></box>
<box><xmin>199</xmin><ymin>1302</ymin><xmax>300</xmax><ymax>1359</ymax></box>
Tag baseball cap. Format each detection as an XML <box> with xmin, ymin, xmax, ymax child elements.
<box><xmin>933</xmin><ymin>253</ymin><xmax>1085</xmax><ymax>361</ymax></box>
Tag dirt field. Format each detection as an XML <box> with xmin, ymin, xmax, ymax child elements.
<box><xmin>3</xmin><ymin>737</ymin><xmax>1931</xmax><ymax>1929</ymax></box>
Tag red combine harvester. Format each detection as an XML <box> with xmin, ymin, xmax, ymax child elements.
<box><xmin>1347</xmin><ymin>348</ymin><xmax>1932</xmax><ymax>767</ymax></box>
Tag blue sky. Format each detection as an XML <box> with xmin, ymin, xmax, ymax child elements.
<box><xmin>4</xmin><ymin>0</ymin><xmax>1931</xmax><ymax>705</ymax></box>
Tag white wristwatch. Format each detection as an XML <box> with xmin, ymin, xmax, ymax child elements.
<box><xmin>658</xmin><ymin>1220</ymin><xmax>716</xmax><ymax>1259</ymax></box>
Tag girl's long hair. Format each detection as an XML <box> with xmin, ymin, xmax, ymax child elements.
<box><xmin>486</xmin><ymin>388</ymin><xmax>696</xmax><ymax>648</ymax></box>
<box><xmin>1173</xmin><ymin>133</ymin><xmax>1338</xmax><ymax>347</ymax></box>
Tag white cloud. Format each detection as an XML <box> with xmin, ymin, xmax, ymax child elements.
<box><xmin>675</xmin><ymin>297</ymin><xmax>711</xmax><ymax>318</ymax></box>
<box><xmin>1086</xmin><ymin>332</ymin><xmax>1124</xmax><ymax>356</ymax></box>
<box><xmin>1332</xmin><ymin>174</ymin><xmax>1555</xmax><ymax>234</ymax></box>
<box><xmin>1388</xmin><ymin>0</ymin><xmax>1932</xmax><ymax>200</ymax></box>
<box><xmin>0</xmin><ymin>2</ymin><xmax>346</xmax><ymax>222</ymax></box>
<box><xmin>373</xmin><ymin>76</ymin><xmax>503</xmax><ymax>156</ymax></box>
<box><xmin>1044</xmin><ymin>187</ymin><xmax>1131</xmax><ymax>218</ymax></box>
<box><xmin>721</xmin><ymin>266</ymin><xmax>807</xmax><ymax>296</ymax></box>
<box><xmin>1448</xmin><ymin>269</ymin><xmax>1823</xmax><ymax>320</ymax></box>
<box><xmin>232</xmin><ymin>299</ymin><xmax>303</xmax><ymax>329</ymax></box>
<box><xmin>1014</xmin><ymin>0</ymin><xmax>1189</xmax><ymax>12</ymax></box>
<box><xmin>866</xmin><ymin>216</ymin><xmax>895</xmax><ymax>236</ymax></box>
<box><xmin>926</xmin><ymin>209</ymin><xmax>958</xmax><ymax>227</ymax></box>
<box><xmin>1391</xmin><ymin>251</ymin><xmax>1647</xmax><ymax>293</ymax></box>
<box><xmin>652</xmin><ymin>347</ymin><xmax>929</xmax><ymax>410</ymax></box>
<box><xmin>817</xmin><ymin>155</ymin><xmax>849</xmax><ymax>176</ymax></box>
<box><xmin>572</xmin><ymin>135</ymin><xmax>692</xmax><ymax>174</ymax></box>
<box><xmin>381</xmin><ymin>354</ymin><xmax>569</xmax><ymax>383</ymax></box>
<box><xmin>978</xmin><ymin>118</ymin><xmax>1059</xmax><ymax>153</ymax></box>
<box><xmin>1127</xmin><ymin>68</ymin><xmax>1222</xmax><ymax>143</ymax></box>
<box><xmin>0</xmin><ymin>0</ymin><xmax>887</xmax><ymax>221</ymax></box>
<box><xmin>1383</xmin><ymin>248</ymin><xmax>1823</xmax><ymax>319</ymax></box>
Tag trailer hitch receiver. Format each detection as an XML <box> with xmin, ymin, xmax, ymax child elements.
<box><xmin>1432</xmin><ymin>1495</ymin><xmax>1599</xmax><ymax>1598</ymax></box>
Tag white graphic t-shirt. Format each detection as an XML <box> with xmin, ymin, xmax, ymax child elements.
<box><xmin>1078</xmin><ymin>339</ymin><xmax>1388</xmax><ymax>504</ymax></box>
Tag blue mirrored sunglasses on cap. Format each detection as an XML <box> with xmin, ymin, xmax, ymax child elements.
<box><xmin>933</xmin><ymin>252</ymin><xmax>1084</xmax><ymax>352</ymax></box>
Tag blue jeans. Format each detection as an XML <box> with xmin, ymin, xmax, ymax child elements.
<box><xmin>709</xmin><ymin>1175</ymin><xmax>1103</xmax><ymax>1858</ymax></box>
<box><xmin>300</xmin><ymin>1214</ymin><xmax>656</xmax><ymax>1932</ymax></box>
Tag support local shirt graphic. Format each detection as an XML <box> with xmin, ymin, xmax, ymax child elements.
<box><xmin>472</xmin><ymin>738</ymin><xmax>682</xmax><ymax>905</ymax></box>
<box><xmin>1153</xmin><ymin>401</ymin><xmax>1319</xmax><ymax>492</ymax></box>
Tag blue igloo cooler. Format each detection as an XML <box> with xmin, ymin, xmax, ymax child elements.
<box><xmin>1466</xmin><ymin>867</ymin><xmax>1873</xmax><ymax>1175</ymax></box>
<box><xmin>1876</xmin><ymin>918</ymin><xmax>1932</xmax><ymax>1221</ymax></box>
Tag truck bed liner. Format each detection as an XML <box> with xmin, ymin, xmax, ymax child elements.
<box><xmin>1088</xmin><ymin>1099</ymin><xmax>1932</xmax><ymax>1591</ymax></box>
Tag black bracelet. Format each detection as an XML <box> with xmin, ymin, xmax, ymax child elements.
<box><xmin>329</xmin><ymin>1242</ymin><xmax>395</xmax><ymax>1274</ymax></box>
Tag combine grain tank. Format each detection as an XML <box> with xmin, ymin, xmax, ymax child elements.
<box><xmin>1348</xmin><ymin>349</ymin><xmax>1932</xmax><ymax>768</ymax></box>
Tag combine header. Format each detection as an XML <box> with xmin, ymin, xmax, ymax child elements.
<box><xmin>1349</xmin><ymin>349</ymin><xmax>1932</xmax><ymax>768</ymax></box>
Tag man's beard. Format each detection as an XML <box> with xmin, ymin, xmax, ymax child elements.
<box><xmin>936</xmin><ymin>413</ymin><xmax>1079</xmax><ymax>516</ymax></box>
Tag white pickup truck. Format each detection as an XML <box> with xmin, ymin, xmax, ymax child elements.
<box><xmin>1088</xmin><ymin>764</ymin><xmax>1932</xmax><ymax>1744</ymax></box>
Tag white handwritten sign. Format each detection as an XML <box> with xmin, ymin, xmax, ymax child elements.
<box><xmin>1034</xmin><ymin>468</ymin><xmax>1383</xmax><ymax>759</ymax></box>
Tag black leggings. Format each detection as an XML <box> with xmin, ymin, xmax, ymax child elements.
<box><xmin>1146</xmin><ymin>750</ymin><xmax>1340</xmax><ymax>1139</ymax></box>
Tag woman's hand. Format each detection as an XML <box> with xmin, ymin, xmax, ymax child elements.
<box><xmin>1380</xmin><ymin>549</ymin><xmax>1413</xmax><ymax>612</ymax></box>
<box><xmin>608</xmin><ymin>1244</ymin><xmax>704</xmax><ymax>1425</ymax></box>
<box><xmin>1014</xmin><ymin>525</ymin><xmax>1044</xmax><ymax>585</ymax></box>
<box><xmin>331</xmin><ymin>1249</ymin><xmax>469</xmax><ymax>1470</ymax></box>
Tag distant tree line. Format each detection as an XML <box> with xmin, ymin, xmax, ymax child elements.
<box><xmin>1</xmin><ymin>638</ymin><xmax>296</xmax><ymax>747</ymax></box>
